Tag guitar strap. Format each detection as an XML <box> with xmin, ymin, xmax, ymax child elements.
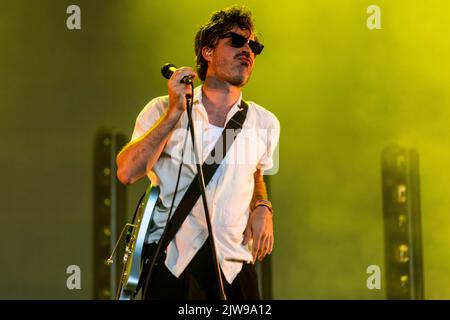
<box><xmin>136</xmin><ymin>100</ymin><xmax>248</xmax><ymax>295</ymax></box>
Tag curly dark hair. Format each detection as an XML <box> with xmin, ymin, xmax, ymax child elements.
<box><xmin>194</xmin><ymin>5</ymin><xmax>257</xmax><ymax>81</ymax></box>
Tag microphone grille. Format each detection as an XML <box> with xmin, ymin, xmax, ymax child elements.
<box><xmin>161</xmin><ymin>63</ymin><xmax>176</xmax><ymax>80</ymax></box>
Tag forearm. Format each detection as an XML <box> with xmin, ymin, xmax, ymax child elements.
<box><xmin>250</xmin><ymin>169</ymin><xmax>269</xmax><ymax>211</ymax></box>
<box><xmin>244</xmin><ymin>169</ymin><xmax>274</xmax><ymax>262</ymax></box>
<box><xmin>116</xmin><ymin>109</ymin><xmax>182</xmax><ymax>185</ymax></box>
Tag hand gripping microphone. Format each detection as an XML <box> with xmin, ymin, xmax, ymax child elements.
<box><xmin>161</xmin><ymin>63</ymin><xmax>193</xmax><ymax>84</ymax></box>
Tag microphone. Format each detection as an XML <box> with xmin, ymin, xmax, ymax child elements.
<box><xmin>161</xmin><ymin>63</ymin><xmax>193</xmax><ymax>84</ymax></box>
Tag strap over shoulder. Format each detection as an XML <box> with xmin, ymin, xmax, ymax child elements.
<box><xmin>159</xmin><ymin>99</ymin><xmax>249</xmax><ymax>251</ymax></box>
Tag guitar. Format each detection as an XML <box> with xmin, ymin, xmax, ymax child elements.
<box><xmin>107</xmin><ymin>184</ymin><xmax>160</xmax><ymax>300</ymax></box>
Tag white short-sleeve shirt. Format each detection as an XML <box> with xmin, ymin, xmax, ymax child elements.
<box><xmin>130</xmin><ymin>85</ymin><xmax>280</xmax><ymax>284</ymax></box>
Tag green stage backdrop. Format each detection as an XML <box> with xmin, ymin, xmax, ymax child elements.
<box><xmin>1</xmin><ymin>0</ymin><xmax>449</xmax><ymax>299</ymax></box>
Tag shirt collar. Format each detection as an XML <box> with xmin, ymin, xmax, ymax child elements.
<box><xmin>192</xmin><ymin>85</ymin><xmax>244</xmax><ymax>125</ymax></box>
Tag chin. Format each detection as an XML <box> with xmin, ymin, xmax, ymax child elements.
<box><xmin>229</xmin><ymin>73</ymin><xmax>250</xmax><ymax>87</ymax></box>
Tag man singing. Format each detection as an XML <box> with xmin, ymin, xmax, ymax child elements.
<box><xmin>116</xmin><ymin>5</ymin><xmax>280</xmax><ymax>300</ymax></box>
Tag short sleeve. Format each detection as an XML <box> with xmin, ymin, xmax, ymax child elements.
<box><xmin>131</xmin><ymin>97</ymin><xmax>168</xmax><ymax>142</ymax></box>
<box><xmin>257</xmin><ymin>114</ymin><xmax>280</xmax><ymax>173</ymax></box>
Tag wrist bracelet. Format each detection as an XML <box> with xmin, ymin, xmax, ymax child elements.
<box><xmin>253</xmin><ymin>199</ymin><xmax>273</xmax><ymax>214</ymax></box>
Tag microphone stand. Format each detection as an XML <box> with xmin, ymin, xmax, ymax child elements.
<box><xmin>185</xmin><ymin>84</ymin><xmax>227</xmax><ymax>300</ymax></box>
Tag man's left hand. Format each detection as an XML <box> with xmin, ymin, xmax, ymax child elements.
<box><xmin>242</xmin><ymin>206</ymin><xmax>273</xmax><ymax>263</ymax></box>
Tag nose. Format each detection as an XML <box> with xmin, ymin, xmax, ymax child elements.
<box><xmin>242</xmin><ymin>41</ymin><xmax>253</xmax><ymax>54</ymax></box>
<box><xmin>239</xmin><ymin>44</ymin><xmax>253</xmax><ymax>58</ymax></box>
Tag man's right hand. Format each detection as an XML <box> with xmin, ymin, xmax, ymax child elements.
<box><xmin>116</xmin><ymin>66</ymin><xmax>197</xmax><ymax>185</ymax></box>
<box><xmin>168</xmin><ymin>67</ymin><xmax>197</xmax><ymax>116</ymax></box>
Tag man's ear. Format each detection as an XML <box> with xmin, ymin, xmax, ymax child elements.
<box><xmin>202</xmin><ymin>47</ymin><xmax>213</xmax><ymax>62</ymax></box>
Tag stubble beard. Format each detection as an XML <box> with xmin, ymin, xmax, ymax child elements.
<box><xmin>210</xmin><ymin>56</ymin><xmax>251</xmax><ymax>87</ymax></box>
<box><xmin>225</xmin><ymin>65</ymin><xmax>252</xmax><ymax>87</ymax></box>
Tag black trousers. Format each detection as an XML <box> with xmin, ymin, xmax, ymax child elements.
<box><xmin>140</xmin><ymin>240</ymin><xmax>261</xmax><ymax>300</ymax></box>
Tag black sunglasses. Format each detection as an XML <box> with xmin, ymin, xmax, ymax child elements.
<box><xmin>219</xmin><ymin>32</ymin><xmax>264</xmax><ymax>55</ymax></box>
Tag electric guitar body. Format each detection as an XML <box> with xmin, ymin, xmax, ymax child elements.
<box><xmin>116</xmin><ymin>184</ymin><xmax>159</xmax><ymax>300</ymax></box>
